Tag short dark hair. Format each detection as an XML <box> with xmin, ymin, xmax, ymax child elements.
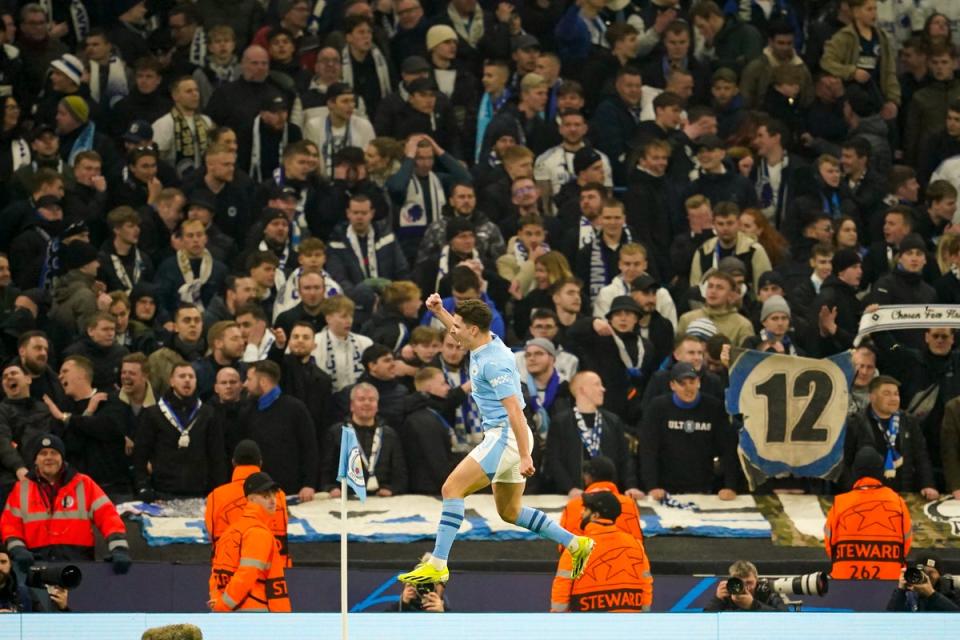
<box><xmin>235</xmin><ymin>302</ymin><xmax>267</xmax><ymax>323</ymax></box>
<box><xmin>869</xmin><ymin>375</ymin><xmax>900</xmax><ymax>392</ymax></box>
<box><xmin>530</xmin><ymin>308</ymin><xmax>559</xmax><ymax>324</ymax></box>
<box><xmin>686</xmin><ymin>105</ymin><xmax>716</xmax><ymax>124</ymax></box>
<box><xmin>605</xmin><ymin>22</ymin><xmax>638</xmax><ymax>46</ymax></box>
<box><xmin>812</xmin><ymin>242</ymin><xmax>835</xmax><ymax>259</ymax></box>
<box><xmin>885</xmin><ymin>205</ymin><xmax>915</xmax><ymax>229</ymax></box>
<box><xmin>342</xmin><ymin>14</ymin><xmax>373</xmax><ymax>34</ymax></box>
<box><xmin>713</xmin><ymin>201</ymin><xmax>740</xmax><ymax>219</ymax></box>
<box><xmin>927</xmin><ymin>180</ymin><xmax>958</xmax><ymax>204</ymax></box>
<box><xmin>690</xmin><ymin>1</ymin><xmax>723</xmax><ymax>20</ymax></box>
<box><xmin>616</xmin><ymin>65</ymin><xmax>642</xmax><ymax>81</ymax></box>
<box><xmin>456</xmin><ymin>298</ymin><xmax>493</xmax><ymax>331</ymax></box>
<box><xmin>246</xmin><ymin>250</ymin><xmax>280</xmax><ymax>271</ymax></box>
<box><xmin>556</xmin><ymin>80</ymin><xmax>583</xmax><ymax>98</ymax></box>
<box><xmin>766</xmin><ymin>18</ymin><xmax>794</xmax><ymax>39</ymax></box>
<box><xmin>451</xmin><ymin>265</ymin><xmax>481</xmax><ymax>293</ymax></box>
<box><xmin>949</xmin><ymin>98</ymin><xmax>960</xmax><ymax>115</ymax></box>
<box><xmin>888</xmin><ymin>165</ymin><xmax>916</xmax><ymax>192</ymax></box>
<box><xmin>582</xmin><ymin>456</ymin><xmax>616</xmax><ymax>482</ymax></box>
<box><xmin>290</xmin><ymin>320</ymin><xmax>316</xmax><ymax>335</ymax></box>
<box><xmin>18</xmin><ymin>330</ymin><xmax>48</xmax><ymax>350</ymax></box>
<box><xmin>250</xmin><ymin>359</ymin><xmax>282</xmax><ymax>383</ymax></box>
<box><xmin>362</xmin><ymin>344</ymin><xmax>392</xmax><ymax>368</ymax></box>
<box><xmin>63</xmin><ymin>354</ymin><xmax>94</xmax><ymax>381</ymax></box>
<box><xmin>758</xmin><ymin>117</ymin><xmax>790</xmax><ymax>144</ymax></box>
<box><xmin>840</xmin><ymin>139</ymin><xmax>871</xmax><ymax>164</ymax></box>
<box><xmin>653</xmin><ymin>91</ymin><xmax>684</xmax><ymax>110</ymax></box>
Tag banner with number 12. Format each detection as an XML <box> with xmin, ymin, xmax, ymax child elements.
<box><xmin>726</xmin><ymin>349</ymin><xmax>855</xmax><ymax>490</ymax></box>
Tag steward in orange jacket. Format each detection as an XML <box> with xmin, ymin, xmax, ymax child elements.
<box><xmin>0</xmin><ymin>434</ymin><xmax>131</xmax><ymax>574</ymax></box>
<box><xmin>551</xmin><ymin>491</ymin><xmax>653</xmax><ymax>612</ymax></box>
<box><xmin>825</xmin><ymin>448</ymin><xmax>912</xmax><ymax>581</ymax></box>
<box><xmin>205</xmin><ymin>440</ymin><xmax>290</xmax><ymax>566</ymax></box>
<box><xmin>209</xmin><ymin>472</ymin><xmax>291</xmax><ymax>612</ymax></box>
<box><xmin>559</xmin><ymin>481</ymin><xmax>643</xmax><ymax>541</ymax></box>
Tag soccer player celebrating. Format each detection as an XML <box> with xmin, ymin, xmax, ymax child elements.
<box><xmin>398</xmin><ymin>295</ymin><xmax>595</xmax><ymax>585</ymax></box>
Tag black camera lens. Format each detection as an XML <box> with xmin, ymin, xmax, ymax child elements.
<box><xmin>904</xmin><ymin>566</ymin><xmax>925</xmax><ymax>585</ymax></box>
<box><xmin>415</xmin><ymin>583</ymin><xmax>436</xmax><ymax>596</ymax></box>
<box><xmin>727</xmin><ymin>577</ymin><xmax>745</xmax><ymax>595</ymax></box>
<box><xmin>25</xmin><ymin>565</ymin><xmax>82</xmax><ymax>590</ymax></box>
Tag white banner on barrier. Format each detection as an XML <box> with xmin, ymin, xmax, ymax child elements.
<box><xmin>127</xmin><ymin>494</ymin><xmax>772</xmax><ymax>546</ymax></box>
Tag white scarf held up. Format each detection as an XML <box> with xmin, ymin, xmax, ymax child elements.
<box><xmin>176</xmin><ymin>249</ymin><xmax>213</xmax><ymax>309</ymax></box>
<box><xmin>399</xmin><ymin>172</ymin><xmax>445</xmax><ymax>228</ymax></box>
<box><xmin>346</xmin><ymin>225</ymin><xmax>378</xmax><ymax>279</ymax></box>
<box><xmin>89</xmin><ymin>56</ymin><xmax>129</xmax><ymax>107</ymax></box>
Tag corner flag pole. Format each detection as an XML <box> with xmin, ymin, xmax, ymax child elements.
<box><xmin>341</xmin><ymin>477</ymin><xmax>349</xmax><ymax>640</ymax></box>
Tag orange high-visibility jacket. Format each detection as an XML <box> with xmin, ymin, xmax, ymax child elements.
<box><xmin>205</xmin><ymin>465</ymin><xmax>290</xmax><ymax>566</ymax></box>
<box><xmin>825</xmin><ymin>477</ymin><xmax>912</xmax><ymax>581</ymax></box>
<box><xmin>551</xmin><ymin>520</ymin><xmax>653</xmax><ymax>612</ymax></box>
<box><xmin>557</xmin><ymin>482</ymin><xmax>643</xmax><ymax>553</ymax></box>
<box><xmin>1</xmin><ymin>467</ymin><xmax>128</xmax><ymax>558</ymax></box>
<box><xmin>210</xmin><ymin>501</ymin><xmax>291</xmax><ymax>612</ymax></box>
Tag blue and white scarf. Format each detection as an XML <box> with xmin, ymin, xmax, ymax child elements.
<box><xmin>528</xmin><ymin>369</ymin><xmax>560</xmax><ymax>439</ymax></box>
<box><xmin>587</xmin><ymin>227</ymin><xmax>633</xmax><ymax>298</ymax></box>
<box><xmin>574</xmin><ymin>408</ymin><xmax>602</xmax><ymax>458</ymax></box>
<box><xmin>442</xmin><ymin>361</ymin><xmax>481</xmax><ymax>448</ymax></box>
<box><xmin>475</xmin><ymin>89</ymin><xmax>512</xmax><ymax>162</ymax></box>
<box><xmin>871</xmin><ymin>409</ymin><xmax>903</xmax><ymax>479</ymax></box>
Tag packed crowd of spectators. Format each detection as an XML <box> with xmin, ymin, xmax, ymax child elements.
<box><xmin>0</xmin><ymin>0</ymin><xmax>958</xmax><ymax>512</ymax></box>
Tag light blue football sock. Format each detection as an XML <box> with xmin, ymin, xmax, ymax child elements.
<box><xmin>430</xmin><ymin>498</ymin><xmax>465</xmax><ymax>562</ymax></box>
<box><xmin>515</xmin><ymin>506</ymin><xmax>574</xmax><ymax>548</ymax></box>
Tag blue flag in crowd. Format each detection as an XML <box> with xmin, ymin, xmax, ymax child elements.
<box><xmin>337</xmin><ymin>426</ymin><xmax>367</xmax><ymax>501</ymax></box>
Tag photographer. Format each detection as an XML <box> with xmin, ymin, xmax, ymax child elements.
<box><xmin>392</xmin><ymin>581</ymin><xmax>450</xmax><ymax>612</ymax></box>
<box><xmin>704</xmin><ymin>561</ymin><xmax>788</xmax><ymax>612</ymax></box>
<box><xmin>0</xmin><ymin>549</ymin><xmax>69</xmax><ymax>612</ymax></box>
<box><xmin>887</xmin><ymin>556</ymin><xmax>960</xmax><ymax>612</ymax></box>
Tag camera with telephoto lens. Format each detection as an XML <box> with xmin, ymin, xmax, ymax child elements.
<box><xmin>762</xmin><ymin>572</ymin><xmax>829</xmax><ymax>597</ymax></box>
<box><xmin>24</xmin><ymin>565</ymin><xmax>82</xmax><ymax>590</ymax></box>
<box><xmin>415</xmin><ymin>582</ymin><xmax>436</xmax><ymax>597</ymax></box>
<box><xmin>726</xmin><ymin>577</ymin><xmax>745</xmax><ymax>595</ymax></box>
<box><xmin>904</xmin><ymin>566</ymin><xmax>927</xmax><ymax>586</ymax></box>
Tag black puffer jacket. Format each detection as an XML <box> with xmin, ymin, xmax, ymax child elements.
<box><xmin>842</xmin><ymin>408</ymin><xmax>935</xmax><ymax>493</ymax></box>
<box><xmin>812</xmin><ymin>275</ymin><xmax>863</xmax><ymax>354</ymax></box>
<box><xmin>0</xmin><ymin>396</ymin><xmax>56</xmax><ymax>487</ymax></box>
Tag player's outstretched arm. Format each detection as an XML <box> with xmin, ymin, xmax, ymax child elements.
<box><xmin>426</xmin><ymin>292</ymin><xmax>456</xmax><ymax>331</ymax></box>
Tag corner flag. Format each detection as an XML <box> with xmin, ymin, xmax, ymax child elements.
<box><xmin>336</xmin><ymin>426</ymin><xmax>367</xmax><ymax>501</ymax></box>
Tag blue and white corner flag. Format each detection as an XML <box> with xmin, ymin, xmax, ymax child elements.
<box><xmin>336</xmin><ymin>426</ymin><xmax>366</xmax><ymax>501</ymax></box>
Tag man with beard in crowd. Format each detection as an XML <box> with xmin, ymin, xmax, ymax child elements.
<box><xmin>193</xmin><ymin>320</ymin><xmax>246</xmax><ymax>400</ymax></box>
<box><xmin>239</xmin><ymin>360</ymin><xmax>318</xmax><ymax>501</ymax></box>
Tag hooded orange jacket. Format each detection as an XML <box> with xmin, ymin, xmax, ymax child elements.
<box><xmin>557</xmin><ymin>481</ymin><xmax>643</xmax><ymax>552</ymax></box>
<box><xmin>825</xmin><ymin>476</ymin><xmax>912</xmax><ymax>581</ymax></box>
<box><xmin>551</xmin><ymin>520</ymin><xmax>653</xmax><ymax>612</ymax></box>
<box><xmin>209</xmin><ymin>501</ymin><xmax>291</xmax><ymax>612</ymax></box>
<box><xmin>205</xmin><ymin>465</ymin><xmax>290</xmax><ymax>566</ymax></box>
